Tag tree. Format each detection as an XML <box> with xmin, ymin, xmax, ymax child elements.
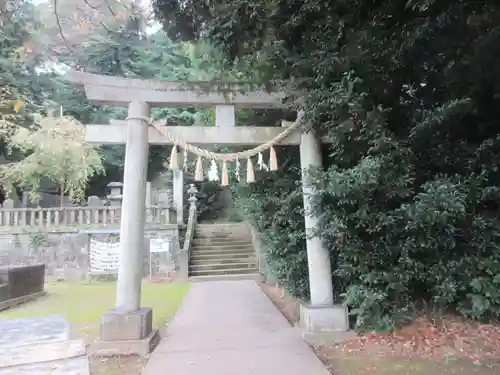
<box><xmin>0</xmin><ymin>114</ymin><xmax>104</xmax><ymax>205</ymax></box>
<box><xmin>35</xmin><ymin>0</ymin><xmax>138</xmax><ymax>57</ymax></box>
<box><xmin>0</xmin><ymin>0</ymin><xmax>61</xmax><ymax>204</ymax></box>
<box><xmin>45</xmin><ymin>13</ymin><xmax>246</xmax><ymax>192</ymax></box>
<box><xmin>0</xmin><ymin>0</ymin><xmax>53</xmax><ymax>126</ymax></box>
<box><xmin>152</xmin><ymin>0</ymin><xmax>500</xmax><ymax>330</ymax></box>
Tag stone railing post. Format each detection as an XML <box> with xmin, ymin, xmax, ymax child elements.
<box><xmin>187</xmin><ymin>184</ymin><xmax>198</xmax><ymax>216</ymax></box>
<box><xmin>2</xmin><ymin>199</ymin><xmax>14</xmax><ymax>226</ymax></box>
<box><xmin>173</xmin><ymin>169</ymin><xmax>184</xmax><ymax>225</ymax></box>
<box><xmin>179</xmin><ymin>184</ymin><xmax>198</xmax><ymax>279</ymax></box>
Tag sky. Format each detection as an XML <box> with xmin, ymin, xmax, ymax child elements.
<box><xmin>29</xmin><ymin>0</ymin><xmax>161</xmax><ymax>33</ymax></box>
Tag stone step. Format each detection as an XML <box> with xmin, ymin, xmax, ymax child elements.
<box><xmin>189</xmin><ymin>267</ymin><xmax>258</xmax><ymax>277</ymax></box>
<box><xmin>190</xmin><ymin>257</ymin><xmax>257</xmax><ymax>266</ymax></box>
<box><xmin>189</xmin><ymin>262</ymin><xmax>257</xmax><ymax>271</ymax></box>
<box><xmin>191</xmin><ymin>243</ymin><xmax>254</xmax><ymax>250</ymax></box>
<box><xmin>194</xmin><ymin>224</ymin><xmax>250</xmax><ymax>238</ymax></box>
<box><xmin>190</xmin><ymin>248</ymin><xmax>256</xmax><ymax>256</ymax></box>
<box><xmin>191</xmin><ymin>243</ymin><xmax>254</xmax><ymax>251</ymax></box>
<box><xmin>191</xmin><ymin>238</ymin><xmax>253</xmax><ymax>246</ymax></box>
<box><xmin>194</xmin><ymin>231</ymin><xmax>245</xmax><ymax>236</ymax></box>
<box><xmin>196</xmin><ymin>223</ymin><xmax>249</xmax><ymax>230</ymax></box>
<box><xmin>0</xmin><ymin>339</ymin><xmax>86</xmax><ymax>369</ymax></box>
<box><xmin>0</xmin><ymin>356</ymin><xmax>90</xmax><ymax>375</ymax></box>
<box><xmin>190</xmin><ymin>252</ymin><xmax>255</xmax><ymax>261</ymax></box>
<box><xmin>189</xmin><ymin>273</ymin><xmax>261</xmax><ymax>282</ymax></box>
<box><xmin>0</xmin><ymin>315</ymin><xmax>89</xmax><ymax>375</ymax></box>
<box><xmin>193</xmin><ymin>235</ymin><xmax>250</xmax><ymax>242</ymax></box>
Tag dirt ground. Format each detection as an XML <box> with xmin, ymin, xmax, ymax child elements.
<box><xmin>259</xmin><ymin>282</ymin><xmax>500</xmax><ymax>375</ymax></box>
<box><xmin>89</xmin><ymin>355</ymin><xmax>146</xmax><ymax>375</ymax></box>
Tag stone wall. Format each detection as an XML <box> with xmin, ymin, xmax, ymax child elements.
<box><xmin>0</xmin><ymin>226</ymin><xmax>183</xmax><ymax>282</ymax></box>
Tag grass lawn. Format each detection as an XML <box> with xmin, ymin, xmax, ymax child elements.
<box><xmin>0</xmin><ymin>280</ymin><xmax>190</xmax><ymax>375</ymax></box>
<box><xmin>0</xmin><ymin>280</ymin><xmax>190</xmax><ymax>339</ymax></box>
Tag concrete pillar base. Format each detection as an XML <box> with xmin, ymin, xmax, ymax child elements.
<box><xmin>100</xmin><ymin>308</ymin><xmax>153</xmax><ymax>341</ymax></box>
<box><xmin>89</xmin><ymin>329</ymin><xmax>160</xmax><ymax>357</ymax></box>
<box><xmin>91</xmin><ymin>308</ymin><xmax>159</xmax><ymax>356</ymax></box>
<box><xmin>298</xmin><ymin>302</ymin><xmax>349</xmax><ymax>333</ymax></box>
<box><xmin>296</xmin><ymin>302</ymin><xmax>355</xmax><ymax>346</ymax></box>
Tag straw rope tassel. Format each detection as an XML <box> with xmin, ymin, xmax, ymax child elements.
<box><xmin>169</xmin><ymin>145</ymin><xmax>179</xmax><ymax>170</ymax></box>
<box><xmin>269</xmin><ymin>146</ymin><xmax>278</xmax><ymax>171</ymax></box>
<box><xmin>246</xmin><ymin>157</ymin><xmax>255</xmax><ymax>183</ymax></box>
<box><xmin>146</xmin><ymin>110</ymin><xmax>305</xmax><ymax>162</ymax></box>
<box><xmin>221</xmin><ymin>160</ymin><xmax>229</xmax><ymax>186</ymax></box>
<box><xmin>183</xmin><ymin>149</ymin><xmax>188</xmax><ymax>171</ymax></box>
<box><xmin>195</xmin><ymin>156</ymin><xmax>204</xmax><ymax>181</ymax></box>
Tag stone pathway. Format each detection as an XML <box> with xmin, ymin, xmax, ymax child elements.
<box><xmin>142</xmin><ymin>280</ymin><xmax>330</xmax><ymax>375</ymax></box>
<box><xmin>0</xmin><ymin>315</ymin><xmax>89</xmax><ymax>375</ymax></box>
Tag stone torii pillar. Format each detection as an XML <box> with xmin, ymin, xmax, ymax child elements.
<box><xmin>298</xmin><ymin>130</ymin><xmax>349</xmax><ymax>336</ymax></box>
<box><xmin>97</xmin><ymin>102</ymin><xmax>158</xmax><ymax>356</ymax></box>
<box><xmin>115</xmin><ymin>101</ymin><xmax>149</xmax><ymax>312</ymax></box>
<box><xmin>300</xmin><ymin>129</ymin><xmax>334</xmax><ymax>306</ymax></box>
<box><xmin>67</xmin><ymin>71</ymin><xmax>349</xmax><ymax>342</ymax></box>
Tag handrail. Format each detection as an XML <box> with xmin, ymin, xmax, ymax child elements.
<box><xmin>180</xmin><ymin>184</ymin><xmax>198</xmax><ymax>279</ymax></box>
<box><xmin>182</xmin><ymin>204</ymin><xmax>197</xmax><ymax>254</ymax></box>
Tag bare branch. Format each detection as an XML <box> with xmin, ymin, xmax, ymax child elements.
<box><xmin>82</xmin><ymin>0</ymin><xmax>99</xmax><ymax>12</ymax></box>
<box><xmin>75</xmin><ymin>3</ymin><xmax>120</xmax><ymax>37</ymax></box>
<box><xmin>102</xmin><ymin>0</ymin><xmax>116</xmax><ymax>17</ymax></box>
<box><xmin>53</xmin><ymin>0</ymin><xmax>72</xmax><ymax>51</ymax></box>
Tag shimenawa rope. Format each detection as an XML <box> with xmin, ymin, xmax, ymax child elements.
<box><xmin>125</xmin><ymin>111</ymin><xmax>304</xmax><ymax>162</ymax></box>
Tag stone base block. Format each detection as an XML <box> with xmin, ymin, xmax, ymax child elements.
<box><xmin>89</xmin><ymin>329</ymin><xmax>160</xmax><ymax>357</ymax></box>
<box><xmin>299</xmin><ymin>302</ymin><xmax>349</xmax><ymax>333</ymax></box>
<box><xmin>100</xmin><ymin>308</ymin><xmax>153</xmax><ymax>341</ymax></box>
<box><xmin>296</xmin><ymin>326</ymin><xmax>358</xmax><ymax>346</ymax></box>
<box><xmin>297</xmin><ymin>302</ymin><xmax>355</xmax><ymax>346</ymax></box>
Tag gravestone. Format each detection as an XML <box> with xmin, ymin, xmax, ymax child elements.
<box><xmin>155</xmin><ymin>187</ymin><xmax>173</xmax><ymax>206</ymax></box>
<box><xmin>0</xmin><ymin>315</ymin><xmax>89</xmax><ymax>375</ymax></box>
<box><xmin>87</xmin><ymin>195</ymin><xmax>102</xmax><ymax>206</ymax></box>
<box><xmin>2</xmin><ymin>198</ymin><xmax>14</xmax><ymax>209</ymax></box>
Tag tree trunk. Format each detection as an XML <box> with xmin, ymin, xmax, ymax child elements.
<box><xmin>60</xmin><ymin>181</ymin><xmax>65</xmax><ymax>208</ymax></box>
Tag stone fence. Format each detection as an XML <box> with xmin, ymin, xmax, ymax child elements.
<box><xmin>0</xmin><ymin>202</ymin><xmax>175</xmax><ymax>233</ymax></box>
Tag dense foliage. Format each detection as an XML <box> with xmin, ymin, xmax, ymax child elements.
<box><xmin>0</xmin><ymin>115</ymin><xmax>103</xmax><ymax>204</ymax></box>
<box><xmin>0</xmin><ymin>0</ymin><xmax>56</xmax><ymax>201</ymax></box>
<box><xmin>1</xmin><ymin>2</ymin><xmax>230</xmax><ymax>206</ymax></box>
<box><xmin>154</xmin><ymin>0</ymin><xmax>500</xmax><ymax>330</ymax></box>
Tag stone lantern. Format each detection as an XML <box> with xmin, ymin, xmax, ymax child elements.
<box><xmin>106</xmin><ymin>182</ymin><xmax>123</xmax><ymax>206</ymax></box>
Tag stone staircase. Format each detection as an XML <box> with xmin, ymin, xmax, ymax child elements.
<box><xmin>189</xmin><ymin>223</ymin><xmax>259</xmax><ymax>279</ymax></box>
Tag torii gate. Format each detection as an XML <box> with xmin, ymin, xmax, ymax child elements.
<box><xmin>67</xmin><ymin>72</ymin><xmax>348</xmax><ymax>352</ymax></box>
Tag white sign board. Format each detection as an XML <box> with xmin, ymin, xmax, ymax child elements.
<box><xmin>150</xmin><ymin>238</ymin><xmax>170</xmax><ymax>253</ymax></box>
<box><xmin>89</xmin><ymin>240</ymin><xmax>120</xmax><ymax>273</ymax></box>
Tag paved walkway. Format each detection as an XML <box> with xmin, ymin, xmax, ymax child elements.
<box><xmin>142</xmin><ymin>280</ymin><xmax>330</xmax><ymax>375</ymax></box>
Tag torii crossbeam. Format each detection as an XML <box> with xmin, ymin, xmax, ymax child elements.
<box><xmin>67</xmin><ymin>71</ymin><xmax>347</xmax><ymax>353</ymax></box>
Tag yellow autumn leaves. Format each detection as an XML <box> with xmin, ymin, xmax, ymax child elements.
<box><xmin>13</xmin><ymin>101</ymin><xmax>23</xmax><ymax>113</ymax></box>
